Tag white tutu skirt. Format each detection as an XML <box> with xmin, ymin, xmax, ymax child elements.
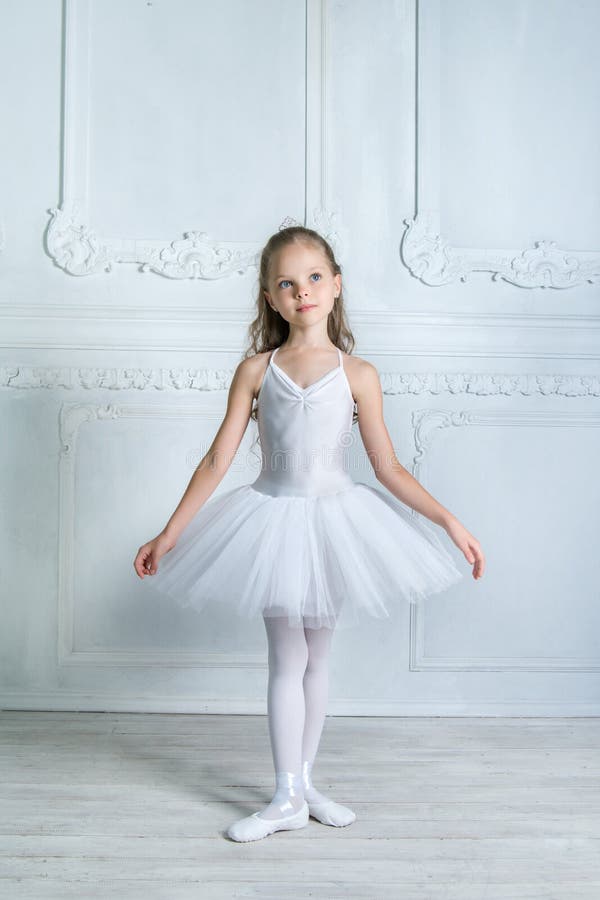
<box><xmin>146</xmin><ymin>481</ymin><xmax>464</xmax><ymax>630</ymax></box>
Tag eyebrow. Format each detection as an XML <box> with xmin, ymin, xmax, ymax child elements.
<box><xmin>275</xmin><ymin>267</ymin><xmax>325</xmax><ymax>278</ymax></box>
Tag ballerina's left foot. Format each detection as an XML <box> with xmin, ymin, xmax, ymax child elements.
<box><xmin>302</xmin><ymin>760</ymin><xmax>356</xmax><ymax>827</ymax></box>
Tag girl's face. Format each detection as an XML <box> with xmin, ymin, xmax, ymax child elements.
<box><xmin>264</xmin><ymin>242</ymin><xmax>341</xmax><ymax>325</ymax></box>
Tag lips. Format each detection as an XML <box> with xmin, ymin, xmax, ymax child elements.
<box><xmin>297</xmin><ymin>304</ymin><xmax>316</xmax><ymax>312</ymax></box>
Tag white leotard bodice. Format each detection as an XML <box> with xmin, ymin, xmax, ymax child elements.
<box><xmin>252</xmin><ymin>346</ymin><xmax>356</xmax><ymax>497</ymax></box>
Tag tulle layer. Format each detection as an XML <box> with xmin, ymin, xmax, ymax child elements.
<box><xmin>146</xmin><ymin>481</ymin><xmax>464</xmax><ymax>630</ymax></box>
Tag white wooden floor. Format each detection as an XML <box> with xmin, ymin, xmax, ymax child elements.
<box><xmin>1</xmin><ymin>712</ymin><xmax>600</xmax><ymax>899</ymax></box>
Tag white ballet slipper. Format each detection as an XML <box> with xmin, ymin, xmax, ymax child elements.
<box><xmin>307</xmin><ymin>798</ymin><xmax>356</xmax><ymax>827</ymax></box>
<box><xmin>227</xmin><ymin>801</ymin><xmax>309</xmax><ymax>842</ymax></box>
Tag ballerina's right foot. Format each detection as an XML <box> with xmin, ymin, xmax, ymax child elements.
<box><xmin>226</xmin><ymin>771</ymin><xmax>309</xmax><ymax>843</ymax></box>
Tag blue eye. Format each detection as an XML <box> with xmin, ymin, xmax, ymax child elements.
<box><xmin>278</xmin><ymin>272</ymin><xmax>322</xmax><ymax>289</ymax></box>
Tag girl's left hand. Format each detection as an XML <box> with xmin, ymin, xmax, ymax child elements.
<box><xmin>444</xmin><ymin>517</ymin><xmax>485</xmax><ymax>580</ymax></box>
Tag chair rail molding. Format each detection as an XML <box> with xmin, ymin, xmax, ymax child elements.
<box><xmin>45</xmin><ymin>0</ymin><xmax>340</xmax><ymax>278</ymax></box>
<box><xmin>2</xmin><ymin>365</ymin><xmax>600</xmax><ymax>396</ymax></box>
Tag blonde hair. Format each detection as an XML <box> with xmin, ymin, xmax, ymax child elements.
<box><xmin>244</xmin><ymin>225</ymin><xmax>358</xmax><ymax>425</ymax></box>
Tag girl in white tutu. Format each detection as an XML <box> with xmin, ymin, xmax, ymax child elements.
<box><xmin>133</xmin><ymin>225</ymin><xmax>485</xmax><ymax>842</ymax></box>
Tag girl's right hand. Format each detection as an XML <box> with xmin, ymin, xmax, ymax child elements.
<box><xmin>133</xmin><ymin>532</ymin><xmax>176</xmax><ymax>579</ymax></box>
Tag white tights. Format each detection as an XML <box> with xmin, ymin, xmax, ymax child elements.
<box><xmin>257</xmin><ymin>614</ymin><xmax>335</xmax><ymax>821</ymax></box>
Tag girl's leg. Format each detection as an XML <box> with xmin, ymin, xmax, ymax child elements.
<box><xmin>257</xmin><ymin>614</ymin><xmax>309</xmax><ymax>821</ymax></box>
<box><xmin>301</xmin><ymin>621</ymin><xmax>356</xmax><ymax>827</ymax></box>
<box><xmin>301</xmin><ymin>622</ymin><xmax>335</xmax><ymax>767</ymax></box>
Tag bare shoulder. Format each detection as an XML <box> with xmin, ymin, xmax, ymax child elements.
<box><xmin>341</xmin><ymin>352</ymin><xmax>381</xmax><ymax>403</ymax></box>
<box><xmin>236</xmin><ymin>350</ymin><xmax>272</xmax><ymax>400</ymax></box>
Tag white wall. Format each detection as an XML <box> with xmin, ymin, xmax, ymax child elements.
<box><xmin>1</xmin><ymin>0</ymin><xmax>599</xmax><ymax>714</ymax></box>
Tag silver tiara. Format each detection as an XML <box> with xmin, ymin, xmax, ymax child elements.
<box><xmin>278</xmin><ymin>216</ymin><xmax>302</xmax><ymax>231</ymax></box>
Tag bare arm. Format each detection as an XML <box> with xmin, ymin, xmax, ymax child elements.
<box><xmin>161</xmin><ymin>357</ymin><xmax>258</xmax><ymax>543</ymax></box>
<box><xmin>133</xmin><ymin>355</ymin><xmax>261</xmax><ymax>578</ymax></box>
<box><xmin>351</xmin><ymin>358</ymin><xmax>485</xmax><ymax>580</ymax></box>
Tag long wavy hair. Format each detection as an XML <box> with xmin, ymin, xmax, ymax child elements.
<box><xmin>244</xmin><ymin>225</ymin><xmax>358</xmax><ymax>426</ymax></box>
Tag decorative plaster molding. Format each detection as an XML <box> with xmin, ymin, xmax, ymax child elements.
<box><xmin>402</xmin><ymin>212</ymin><xmax>600</xmax><ymax>288</ymax></box>
<box><xmin>404</xmin><ymin>0</ymin><xmax>600</xmax><ymax>288</ymax></box>
<box><xmin>45</xmin><ymin>204</ymin><xmax>340</xmax><ymax>278</ymax></box>
<box><xmin>47</xmin><ymin>0</ymin><xmax>336</xmax><ymax>278</ymax></box>
<box><xmin>2</xmin><ymin>365</ymin><xmax>599</xmax><ymax>396</ymax></box>
<box><xmin>45</xmin><ymin>203</ymin><xmax>112</xmax><ymax>276</ymax></box>
<box><xmin>44</xmin><ymin>202</ymin><xmax>257</xmax><ymax>279</ymax></box>
<box><xmin>379</xmin><ymin>371</ymin><xmax>600</xmax><ymax>397</ymax></box>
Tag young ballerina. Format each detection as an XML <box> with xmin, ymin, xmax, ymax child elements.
<box><xmin>133</xmin><ymin>225</ymin><xmax>485</xmax><ymax>843</ymax></box>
